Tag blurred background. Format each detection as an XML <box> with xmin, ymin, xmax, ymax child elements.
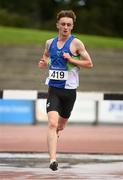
<box><xmin>0</xmin><ymin>0</ymin><xmax>123</xmax><ymax>125</ymax></box>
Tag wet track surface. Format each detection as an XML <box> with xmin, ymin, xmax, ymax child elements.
<box><xmin>0</xmin><ymin>153</ymin><xmax>123</xmax><ymax>180</ymax></box>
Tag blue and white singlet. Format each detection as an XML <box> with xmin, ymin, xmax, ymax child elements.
<box><xmin>45</xmin><ymin>35</ymin><xmax>80</xmax><ymax>89</ymax></box>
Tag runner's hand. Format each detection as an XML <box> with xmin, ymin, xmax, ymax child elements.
<box><xmin>38</xmin><ymin>59</ymin><xmax>47</xmax><ymax>68</ymax></box>
<box><xmin>63</xmin><ymin>52</ymin><xmax>72</xmax><ymax>62</ymax></box>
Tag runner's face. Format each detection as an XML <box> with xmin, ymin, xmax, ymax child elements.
<box><xmin>57</xmin><ymin>17</ymin><xmax>74</xmax><ymax>37</ymax></box>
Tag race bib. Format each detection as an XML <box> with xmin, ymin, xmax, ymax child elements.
<box><xmin>49</xmin><ymin>70</ymin><xmax>68</xmax><ymax>80</ymax></box>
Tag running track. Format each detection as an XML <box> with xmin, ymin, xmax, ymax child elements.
<box><xmin>0</xmin><ymin>125</ymin><xmax>123</xmax><ymax>154</ymax></box>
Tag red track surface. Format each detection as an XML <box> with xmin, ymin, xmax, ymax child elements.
<box><xmin>0</xmin><ymin>125</ymin><xmax>123</xmax><ymax>154</ymax></box>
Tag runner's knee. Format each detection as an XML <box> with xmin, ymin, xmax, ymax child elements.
<box><xmin>57</xmin><ymin>123</ymin><xmax>66</xmax><ymax>131</ymax></box>
<box><xmin>48</xmin><ymin>119</ymin><xmax>58</xmax><ymax>129</ymax></box>
<box><xmin>57</xmin><ymin>126</ymin><xmax>64</xmax><ymax>131</ymax></box>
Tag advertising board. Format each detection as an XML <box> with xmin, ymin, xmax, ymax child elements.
<box><xmin>0</xmin><ymin>100</ymin><xmax>35</xmax><ymax>124</ymax></box>
<box><xmin>98</xmin><ymin>101</ymin><xmax>123</xmax><ymax>123</ymax></box>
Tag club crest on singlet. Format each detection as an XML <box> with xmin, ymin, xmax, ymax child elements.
<box><xmin>56</xmin><ymin>50</ymin><xmax>62</xmax><ymax>57</ymax></box>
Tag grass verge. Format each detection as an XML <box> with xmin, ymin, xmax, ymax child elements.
<box><xmin>0</xmin><ymin>26</ymin><xmax>123</xmax><ymax>48</ymax></box>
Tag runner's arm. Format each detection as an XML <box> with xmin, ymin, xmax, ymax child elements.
<box><xmin>63</xmin><ymin>39</ymin><xmax>93</xmax><ymax>68</ymax></box>
<box><xmin>38</xmin><ymin>40</ymin><xmax>51</xmax><ymax>68</ymax></box>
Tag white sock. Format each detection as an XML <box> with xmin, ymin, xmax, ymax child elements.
<box><xmin>50</xmin><ymin>159</ymin><xmax>56</xmax><ymax>164</ymax></box>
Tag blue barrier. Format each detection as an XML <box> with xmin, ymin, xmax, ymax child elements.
<box><xmin>0</xmin><ymin>99</ymin><xmax>35</xmax><ymax>124</ymax></box>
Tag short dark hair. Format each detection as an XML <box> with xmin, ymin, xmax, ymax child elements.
<box><xmin>57</xmin><ymin>10</ymin><xmax>76</xmax><ymax>23</ymax></box>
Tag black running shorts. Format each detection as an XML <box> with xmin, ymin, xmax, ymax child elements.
<box><xmin>46</xmin><ymin>86</ymin><xmax>76</xmax><ymax>119</ymax></box>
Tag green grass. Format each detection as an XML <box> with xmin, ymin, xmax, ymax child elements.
<box><xmin>0</xmin><ymin>26</ymin><xmax>123</xmax><ymax>48</ymax></box>
<box><xmin>0</xmin><ymin>26</ymin><xmax>56</xmax><ymax>45</ymax></box>
<box><xmin>77</xmin><ymin>34</ymin><xmax>123</xmax><ymax>49</ymax></box>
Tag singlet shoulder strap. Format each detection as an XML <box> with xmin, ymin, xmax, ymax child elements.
<box><xmin>63</xmin><ymin>35</ymin><xmax>75</xmax><ymax>49</ymax></box>
<box><xmin>49</xmin><ymin>37</ymin><xmax>58</xmax><ymax>51</ymax></box>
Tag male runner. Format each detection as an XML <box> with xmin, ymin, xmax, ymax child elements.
<box><xmin>38</xmin><ymin>10</ymin><xmax>93</xmax><ymax>171</ymax></box>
